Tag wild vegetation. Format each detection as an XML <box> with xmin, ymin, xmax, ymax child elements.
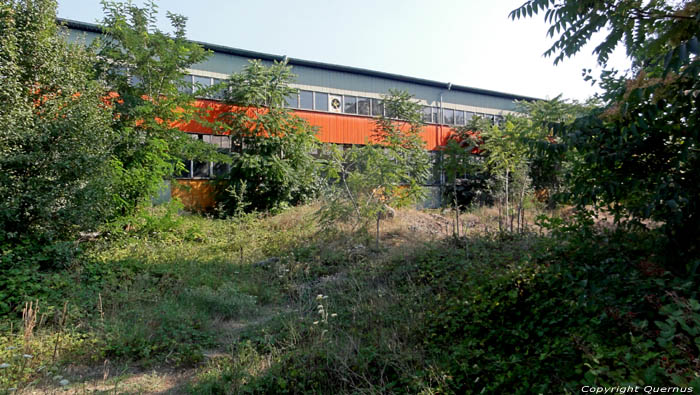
<box><xmin>212</xmin><ymin>60</ymin><xmax>322</xmax><ymax>214</ymax></box>
<box><xmin>0</xmin><ymin>0</ymin><xmax>699</xmax><ymax>393</ymax></box>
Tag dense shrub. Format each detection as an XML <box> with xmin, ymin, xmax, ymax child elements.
<box><xmin>417</xmin><ymin>219</ymin><xmax>700</xmax><ymax>393</ymax></box>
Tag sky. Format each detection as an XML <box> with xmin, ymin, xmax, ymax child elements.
<box><xmin>57</xmin><ymin>0</ymin><xmax>631</xmax><ymax>101</ymax></box>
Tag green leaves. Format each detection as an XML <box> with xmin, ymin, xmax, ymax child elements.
<box><xmin>97</xmin><ymin>0</ymin><xmax>221</xmax><ymax>214</ymax></box>
<box><xmin>512</xmin><ymin>0</ymin><xmax>700</xmax><ymax>68</ymax></box>
<box><xmin>0</xmin><ymin>0</ymin><xmax>117</xmax><ymax>241</ymax></box>
<box><xmin>512</xmin><ymin>0</ymin><xmax>700</xmax><ymax>266</ymax></box>
<box><xmin>214</xmin><ymin>60</ymin><xmax>321</xmax><ymax>214</ymax></box>
<box><xmin>319</xmin><ymin>90</ymin><xmax>430</xmax><ymax>236</ymax></box>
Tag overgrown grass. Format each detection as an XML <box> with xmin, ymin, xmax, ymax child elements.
<box><xmin>1</xmin><ymin>202</ymin><xmax>698</xmax><ymax>393</ymax></box>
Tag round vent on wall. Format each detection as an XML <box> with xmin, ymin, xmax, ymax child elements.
<box><xmin>329</xmin><ymin>94</ymin><xmax>342</xmax><ymax>113</ymax></box>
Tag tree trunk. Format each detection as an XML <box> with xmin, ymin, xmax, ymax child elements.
<box><xmin>519</xmin><ymin>188</ymin><xmax>525</xmax><ymax>233</ymax></box>
<box><xmin>505</xmin><ymin>169</ymin><xmax>511</xmax><ymax>232</ymax></box>
<box><xmin>376</xmin><ymin>214</ymin><xmax>380</xmax><ymax>250</ymax></box>
<box><xmin>498</xmin><ymin>197</ymin><xmax>503</xmax><ymax>232</ymax></box>
<box><xmin>453</xmin><ymin>180</ymin><xmax>459</xmax><ymax>237</ymax></box>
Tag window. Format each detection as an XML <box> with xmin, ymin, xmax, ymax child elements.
<box><xmin>211</xmin><ymin>135</ymin><xmax>231</xmax><ymax>150</ymax></box>
<box><xmin>193</xmin><ymin>161</ymin><xmax>210</xmax><ymax>178</ymax></box>
<box><xmin>285</xmin><ymin>93</ymin><xmax>298</xmax><ymax>108</ymax></box>
<box><xmin>193</xmin><ymin>76</ymin><xmax>211</xmax><ymax>95</ymax></box>
<box><xmin>179</xmin><ymin>75</ymin><xmax>193</xmax><ymax>94</ymax></box>
<box><xmin>213</xmin><ymin>162</ymin><xmax>229</xmax><ymax>177</ymax></box>
<box><xmin>371</xmin><ymin>98</ymin><xmax>383</xmax><ymax>116</ymax></box>
<box><xmin>299</xmin><ymin>90</ymin><xmax>313</xmax><ymax>109</ymax></box>
<box><xmin>357</xmin><ymin>97</ymin><xmax>370</xmax><ymax>115</ymax></box>
<box><xmin>212</xmin><ymin>78</ymin><xmax>227</xmax><ymax>100</ymax></box>
<box><xmin>455</xmin><ymin>110</ymin><xmax>465</xmax><ymax>125</ymax></box>
<box><xmin>314</xmin><ymin>92</ymin><xmax>328</xmax><ymax>111</ymax></box>
<box><xmin>465</xmin><ymin>111</ymin><xmax>475</xmax><ymax>124</ymax></box>
<box><xmin>422</xmin><ymin>106</ymin><xmax>432</xmax><ymax>123</ymax></box>
<box><xmin>427</xmin><ymin>151</ymin><xmax>442</xmax><ymax>185</ymax></box>
<box><xmin>431</xmin><ymin>107</ymin><xmax>439</xmax><ymax>123</ymax></box>
<box><xmin>177</xmin><ymin>159</ymin><xmax>192</xmax><ymax>178</ymax></box>
<box><xmin>443</xmin><ymin>108</ymin><xmax>454</xmax><ymax>125</ymax></box>
<box><xmin>343</xmin><ymin>95</ymin><xmax>357</xmax><ymax>114</ymax></box>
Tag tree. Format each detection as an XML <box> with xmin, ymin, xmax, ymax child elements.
<box><xmin>0</xmin><ymin>0</ymin><xmax>116</xmax><ymax>242</ymax></box>
<box><xmin>514</xmin><ymin>96</ymin><xmax>594</xmax><ymax>208</ymax></box>
<box><xmin>441</xmin><ymin>116</ymin><xmax>493</xmax><ymax>232</ymax></box>
<box><xmin>511</xmin><ymin>0</ymin><xmax>700</xmax><ymax>267</ymax></box>
<box><xmin>96</xmin><ymin>0</ymin><xmax>223</xmax><ymax>214</ymax></box>
<box><xmin>440</xmin><ymin>138</ymin><xmax>474</xmax><ymax>237</ymax></box>
<box><xmin>0</xmin><ymin>0</ymin><xmax>120</xmax><ymax>314</ymax></box>
<box><xmin>480</xmin><ymin>117</ymin><xmax>531</xmax><ymax>232</ymax></box>
<box><xmin>320</xmin><ymin>89</ymin><xmax>430</xmax><ymax>248</ymax></box>
<box><xmin>213</xmin><ymin>60</ymin><xmax>321</xmax><ymax>213</ymax></box>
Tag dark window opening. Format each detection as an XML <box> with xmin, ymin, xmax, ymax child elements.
<box><xmin>358</xmin><ymin>97</ymin><xmax>370</xmax><ymax>115</ymax></box>
<box><xmin>443</xmin><ymin>108</ymin><xmax>454</xmax><ymax>125</ymax></box>
<box><xmin>343</xmin><ymin>96</ymin><xmax>357</xmax><ymax>114</ymax></box>
<box><xmin>371</xmin><ymin>98</ymin><xmax>383</xmax><ymax>116</ymax></box>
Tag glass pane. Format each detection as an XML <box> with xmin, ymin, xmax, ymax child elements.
<box><xmin>299</xmin><ymin>90</ymin><xmax>313</xmax><ymax>109</ymax></box>
<box><xmin>193</xmin><ymin>75</ymin><xmax>211</xmax><ymax>95</ymax></box>
<box><xmin>455</xmin><ymin>110</ymin><xmax>465</xmax><ymax>125</ymax></box>
<box><xmin>314</xmin><ymin>92</ymin><xmax>328</xmax><ymax>111</ymax></box>
<box><xmin>213</xmin><ymin>162</ymin><xmax>229</xmax><ymax>177</ymax></box>
<box><xmin>212</xmin><ymin>78</ymin><xmax>226</xmax><ymax>100</ymax></box>
<box><xmin>285</xmin><ymin>93</ymin><xmax>298</xmax><ymax>108</ymax></box>
<box><xmin>465</xmin><ymin>111</ymin><xmax>475</xmax><ymax>123</ymax></box>
<box><xmin>176</xmin><ymin>159</ymin><xmax>192</xmax><ymax>178</ymax></box>
<box><xmin>422</xmin><ymin>106</ymin><xmax>432</xmax><ymax>123</ymax></box>
<box><xmin>193</xmin><ymin>161</ymin><xmax>210</xmax><ymax>178</ymax></box>
<box><xmin>431</xmin><ymin>107</ymin><xmax>439</xmax><ymax>123</ymax></box>
<box><xmin>179</xmin><ymin>75</ymin><xmax>193</xmax><ymax>94</ymax></box>
<box><xmin>344</xmin><ymin>96</ymin><xmax>357</xmax><ymax>114</ymax></box>
<box><xmin>443</xmin><ymin>109</ymin><xmax>454</xmax><ymax>125</ymax></box>
<box><xmin>218</xmin><ymin>135</ymin><xmax>231</xmax><ymax>149</ymax></box>
<box><xmin>371</xmin><ymin>98</ymin><xmax>383</xmax><ymax>116</ymax></box>
<box><xmin>357</xmin><ymin>97</ymin><xmax>370</xmax><ymax>115</ymax></box>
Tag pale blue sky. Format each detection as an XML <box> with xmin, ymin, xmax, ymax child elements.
<box><xmin>57</xmin><ymin>0</ymin><xmax>630</xmax><ymax>101</ymax></box>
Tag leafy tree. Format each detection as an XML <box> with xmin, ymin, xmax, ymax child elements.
<box><xmin>213</xmin><ymin>60</ymin><xmax>321</xmax><ymax>213</ymax></box>
<box><xmin>320</xmin><ymin>89</ymin><xmax>430</xmax><ymax>248</ymax></box>
<box><xmin>0</xmin><ymin>0</ymin><xmax>118</xmax><ymax>313</ymax></box>
<box><xmin>96</xmin><ymin>0</ymin><xmax>223</xmax><ymax>214</ymax></box>
<box><xmin>480</xmin><ymin>116</ymin><xmax>531</xmax><ymax>232</ymax></box>
<box><xmin>515</xmin><ymin>96</ymin><xmax>593</xmax><ymax>207</ymax></box>
<box><xmin>443</xmin><ymin>115</ymin><xmax>496</xmax><ymax>208</ymax></box>
<box><xmin>440</xmin><ymin>139</ymin><xmax>474</xmax><ymax>237</ymax></box>
<box><xmin>0</xmin><ymin>0</ymin><xmax>116</xmax><ymax>242</ymax></box>
<box><xmin>511</xmin><ymin>0</ymin><xmax>700</xmax><ymax>267</ymax></box>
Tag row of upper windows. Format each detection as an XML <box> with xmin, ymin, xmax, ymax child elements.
<box><xmin>284</xmin><ymin>90</ymin><xmax>505</xmax><ymax>126</ymax></box>
<box><xmin>181</xmin><ymin>74</ymin><xmax>505</xmax><ymax>127</ymax></box>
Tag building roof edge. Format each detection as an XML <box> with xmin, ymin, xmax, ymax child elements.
<box><xmin>58</xmin><ymin>18</ymin><xmax>542</xmax><ymax>102</ymax></box>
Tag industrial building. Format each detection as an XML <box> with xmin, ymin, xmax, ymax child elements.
<box><xmin>62</xmin><ymin>19</ymin><xmax>538</xmax><ymax>209</ymax></box>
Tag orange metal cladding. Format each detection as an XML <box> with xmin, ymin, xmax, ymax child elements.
<box><xmin>171</xmin><ymin>179</ymin><xmax>217</xmax><ymax>211</ymax></box>
<box><xmin>179</xmin><ymin>99</ymin><xmax>457</xmax><ymax>150</ymax></box>
<box><xmin>172</xmin><ymin>99</ymin><xmax>466</xmax><ymax>211</ymax></box>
